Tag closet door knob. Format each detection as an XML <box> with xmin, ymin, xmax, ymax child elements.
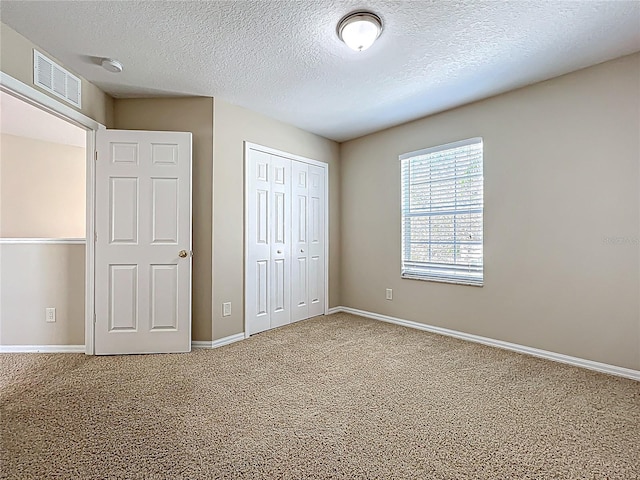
<box><xmin>277</xmin><ymin>250</ymin><xmax>282</xmax><ymax>254</ymax></box>
<box><xmin>300</xmin><ymin>249</ymin><xmax>305</xmax><ymax>253</ymax></box>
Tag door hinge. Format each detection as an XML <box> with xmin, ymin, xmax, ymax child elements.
<box><xmin>94</xmin><ymin>231</ymin><xmax>97</xmax><ymax>242</ymax></box>
<box><xmin>94</xmin><ymin>151</ymin><xmax>98</xmax><ymax>161</ymax></box>
<box><xmin>93</xmin><ymin>313</ymin><xmax>96</xmax><ymax>324</ymax></box>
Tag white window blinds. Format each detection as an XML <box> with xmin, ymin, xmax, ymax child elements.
<box><xmin>400</xmin><ymin>138</ymin><xmax>483</xmax><ymax>286</ymax></box>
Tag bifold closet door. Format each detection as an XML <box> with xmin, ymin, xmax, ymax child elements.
<box><xmin>307</xmin><ymin>164</ymin><xmax>325</xmax><ymax>318</ymax></box>
<box><xmin>246</xmin><ymin>150</ymin><xmax>292</xmax><ymax>335</ymax></box>
<box><xmin>246</xmin><ymin>150</ymin><xmax>271</xmax><ymax>335</ymax></box>
<box><xmin>291</xmin><ymin>162</ymin><xmax>325</xmax><ymax>322</ymax></box>
<box><xmin>269</xmin><ymin>155</ymin><xmax>292</xmax><ymax>329</ymax></box>
<box><xmin>246</xmin><ymin>146</ymin><xmax>325</xmax><ymax>335</ymax></box>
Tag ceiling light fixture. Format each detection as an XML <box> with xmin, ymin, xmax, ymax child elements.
<box><xmin>101</xmin><ymin>58</ymin><xmax>123</xmax><ymax>73</ymax></box>
<box><xmin>337</xmin><ymin>11</ymin><xmax>383</xmax><ymax>52</ymax></box>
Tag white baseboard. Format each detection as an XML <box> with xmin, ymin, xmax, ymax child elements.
<box><xmin>192</xmin><ymin>332</ymin><xmax>245</xmax><ymax>350</ymax></box>
<box><xmin>327</xmin><ymin>306</ymin><xmax>640</xmax><ymax>381</ymax></box>
<box><xmin>0</xmin><ymin>344</ymin><xmax>85</xmax><ymax>353</ymax></box>
<box><xmin>0</xmin><ymin>336</ymin><xmax>248</xmax><ymax>353</ymax></box>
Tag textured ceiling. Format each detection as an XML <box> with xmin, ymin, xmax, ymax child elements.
<box><xmin>1</xmin><ymin>1</ymin><xmax>639</xmax><ymax>142</ymax></box>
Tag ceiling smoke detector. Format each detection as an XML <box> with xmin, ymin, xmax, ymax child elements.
<box><xmin>101</xmin><ymin>58</ymin><xmax>123</xmax><ymax>73</ymax></box>
<box><xmin>337</xmin><ymin>11</ymin><xmax>383</xmax><ymax>52</ymax></box>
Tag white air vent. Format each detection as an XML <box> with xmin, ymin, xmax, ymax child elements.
<box><xmin>33</xmin><ymin>50</ymin><xmax>81</xmax><ymax>108</ymax></box>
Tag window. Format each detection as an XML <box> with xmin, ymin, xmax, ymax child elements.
<box><xmin>400</xmin><ymin>138</ymin><xmax>483</xmax><ymax>286</ymax></box>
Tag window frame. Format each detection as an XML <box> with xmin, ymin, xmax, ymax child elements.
<box><xmin>399</xmin><ymin>137</ymin><xmax>484</xmax><ymax>287</ymax></box>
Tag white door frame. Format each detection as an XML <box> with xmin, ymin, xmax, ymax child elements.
<box><xmin>243</xmin><ymin>142</ymin><xmax>330</xmax><ymax>335</ymax></box>
<box><xmin>0</xmin><ymin>72</ymin><xmax>104</xmax><ymax>355</ymax></box>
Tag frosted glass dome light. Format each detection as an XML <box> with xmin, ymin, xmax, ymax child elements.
<box><xmin>338</xmin><ymin>12</ymin><xmax>383</xmax><ymax>52</ymax></box>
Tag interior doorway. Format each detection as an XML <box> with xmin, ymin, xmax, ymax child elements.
<box><xmin>1</xmin><ymin>73</ymin><xmax>195</xmax><ymax>356</ymax></box>
<box><xmin>0</xmin><ymin>90</ymin><xmax>88</xmax><ymax>350</ymax></box>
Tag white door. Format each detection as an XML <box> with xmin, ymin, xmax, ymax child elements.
<box><xmin>291</xmin><ymin>162</ymin><xmax>325</xmax><ymax>321</ymax></box>
<box><xmin>246</xmin><ymin>151</ymin><xmax>293</xmax><ymax>335</ymax></box>
<box><xmin>95</xmin><ymin>130</ymin><xmax>192</xmax><ymax>355</ymax></box>
<box><xmin>246</xmin><ymin>144</ymin><xmax>326</xmax><ymax>334</ymax></box>
<box><xmin>290</xmin><ymin>161</ymin><xmax>309</xmax><ymax>322</ymax></box>
<box><xmin>269</xmin><ymin>155</ymin><xmax>292</xmax><ymax>329</ymax></box>
<box><xmin>307</xmin><ymin>164</ymin><xmax>325</xmax><ymax>318</ymax></box>
<box><xmin>246</xmin><ymin>150</ymin><xmax>273</xmax><ymax>335</ymax></box>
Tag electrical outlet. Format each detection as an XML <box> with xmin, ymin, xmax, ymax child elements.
<box><xmin>223</xmin><ymin>302</ymin><xmax>231</xmax><ymax>317</ymax></box>
<box><xmin>46</xmin><ymin>307</ymin><xmax>56</xmax><ymax>322</ymax></box>
<box><xmin>385</xmin><ymin>288</ymin><xmax>393</xmax><ymax>300</ymax></box>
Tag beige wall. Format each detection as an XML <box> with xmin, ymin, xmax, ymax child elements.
<box><xmin>113</xmin><ymin>97</ymin><xmax>214</xmax><ymax>341</ymax></box>
<box><xmin>0</xmin><ymin>243</ymin><xmax>85</xmax><ymax>345</ymax></box>
<box><xmin>112</xmin><ymin>97</ymin><xmax>340</xmax><ymax>342</ymax></box>
<box><xmin>3</xmin><ymin>20</ymin><xmax>636</xmax><ymax>369</ymax></box>
<box><xmin>0</xmin><ymin>22</ymin><xmax>114</xmax><ymax>126</ymax></box>
<box><xmin>0</xmin><ymin>23</ymin><xmax>108</xmax><ymax>348</ymax></box>
<box><xmin>212</xmin><ymin>99</ymin><xmax>340</xmax><ymax>340</ymax></box>
<box><xmin>0</xmin><ymin>134</ymin><xmax>86</xmax><ymax>238</ymax></box>
<box><xmin>340</xmin><ymin>53</ymin><xmax>640</xmax><ymax>370</ymax></box>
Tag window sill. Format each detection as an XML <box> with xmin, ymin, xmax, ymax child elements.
<box><xmin>401</xmin><ymin>273</ymin><xmax>483</xmax><ymax>287</ymax></box>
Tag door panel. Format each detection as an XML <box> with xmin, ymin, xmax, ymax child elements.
<box><xmin>308</xmin><ymin>165</ymin><xmax>325</xmax><ymax>317</ymax></box>
<box><xmin>273</xmin><ymin>259</ymin><xmax>286</xmax><ymax>312</ymax></box>
<box><xmin>310</xmin><ymin>197</ymin><xmax>319</xmax><ymax>243</ymax></box>
<box><xmin>257</xmin><ymin>190</ymin><xmax>269</xmax><ymax>244</ymax></box>
<box><xmin>110</xmin><ymin>177</ymin><xmax>138</xmax><ymax>243</ymax></box>
<box><xmin>291</xmin><ymin>161</ymin><xmax>309</xmax><ymax>322</ymax></box>
<box><xmin>256</xmin><ymin>260</ymin><xmax>269</xmax><ymax>316</ymax></box>
<box><xmin>151</xmin><ymin>178</ymin><xmax>179</xmax><ymax>244</ymax></box>
<box><xmin>297</xmin><ymin>197</ymin><xmax>307</xmax><ymax>242</ymax></box>
<box><xmin>269</xmin><ymin>155</ymin><xmax>291</xmax><ymax>328</ymax></box>
<box><xmin>309</xmin><ymin>255</ymin><xmax>320</xmax><ymax>306</ymax></box>
<box><xmin>150</xmin><ymin>264</ymin><xmax>178</xmax><ymax>330</ymax></box>
<box><xmin>109</xmin><ymin>264</ymin><xmax>138</xmax><ymax>331</ymax></box>
<box><xmin>294</xmin><ymin>257</ymin><xmax>307</xmax><ymax>303</ymax></box>
<box><xmin>151</xmin><ymin>143</ymin><xmax>178</xmax><ymax>165</ymax></box>
<box><xmin>274</xmin><ymin>193</ymin><xmax>285</xmax><ymax>244</ymax></box>
<box><xmin>95</xmin><ymin>129</ymin><xmax>191</xmax><ymax>354</ymax></box>
<box><xmin>246</xmin><ymin>150</ymin><xmax>272</xmax><ymax>335</ymax></box>
<box><xmin>111</xmin><ymin>143</ymin><xmax>138</xmax><ymax>164</ymax></box>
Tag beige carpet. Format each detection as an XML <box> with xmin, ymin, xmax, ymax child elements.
<box><xmin>1</xmin><ymin>312</ymin><xmax>639</xmax><ymax>479</ymax></box>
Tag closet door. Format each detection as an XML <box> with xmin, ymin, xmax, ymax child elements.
<box><xmin>246</xmin><ymin>150</ymin><xmax>272</xmax><ymax>335</ymax></box>
<box><xmin>269</xmin><ymin>156</ymin><xmax>292</xmax><ymax>328</ymax></box>
<box><xmin>291</xmin><ymin>161</ymin><xmax>309</xmax><ymax>322</ymax></box>
<box><xmin>307</xmin><ymin>165</ymin><xmax>325</xmax><ymax>318</ymax></box>
<box><xmin>246</xmin><ymin>144</ymin><xmax>326</xmax><ymax>335</ymax></box>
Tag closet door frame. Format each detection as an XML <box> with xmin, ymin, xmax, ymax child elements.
<box><xmin>243</xmin><ymin>142</ymin><xmax>329</xmax><ymax>336</ymax></box>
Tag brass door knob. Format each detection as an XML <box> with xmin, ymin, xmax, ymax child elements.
<box><xmin>178</xmin><ymin>250</ymin><xmax>188</xmax><ymax>258</ymax></box>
